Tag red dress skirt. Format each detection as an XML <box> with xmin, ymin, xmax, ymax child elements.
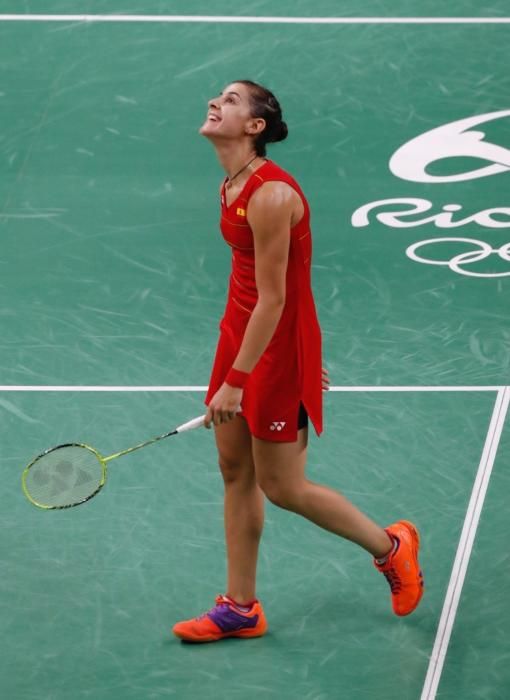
<box><xmin>205</xmin><ymin>160</ymin><xmax>323</xmax><ymax>443</ymax></box>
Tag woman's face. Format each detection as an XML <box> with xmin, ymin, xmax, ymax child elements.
<box><xmin>200</xmin><ymin>82</ymin><xmax>263</xmax><ymax>141</ymax></box>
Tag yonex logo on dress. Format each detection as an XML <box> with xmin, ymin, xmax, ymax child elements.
<box><xmin>236</xmin><ymin>207</ymin><xmax>246</xmax><ymax>217</ymax></box>
<box><xmin>270</xmin><ymin>422</ymin><xmax>286</xmax><ymax>431</ymax></box>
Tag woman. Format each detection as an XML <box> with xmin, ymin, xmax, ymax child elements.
<box><xmin>172</xmin><ymin>81</ymin><xmax>423</xmax><ymax>642</ymax></box>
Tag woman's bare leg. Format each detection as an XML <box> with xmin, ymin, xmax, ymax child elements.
<box><xmin>214</xmin><ymin>416</ymin><xmax>265</xmax><ymax>603</ymax></box>
<box><xmin>252</xmin><ymin>427</ymin><xmax>392</xmax><ymax>558</ymax></box>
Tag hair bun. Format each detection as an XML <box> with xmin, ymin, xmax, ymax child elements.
<box><xmin>273</xmin><ymin>120</ymin><xmax>288</xmax><ymax>143</ymax></box>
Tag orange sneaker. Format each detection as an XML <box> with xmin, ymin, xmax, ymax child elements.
<box><xmin>374</xmin><ymin>520</ymin><xmax>424</xmax><ymax>616</ymax></box>
<box><xmin>172</xmin><ymin>595</ymin><xmax>268</xmax><ymax>643</ymax></box>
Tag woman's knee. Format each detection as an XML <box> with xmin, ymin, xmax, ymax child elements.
<box><xmin>218</xmin><ymin>452</ymin><xmax>255</xmax><ymax>485</ymax></box>
<box><xmin>214</xmin><ymin>417</ymin><xmax>255</xmax><ymax>485</ymax></box>
<box><xmin>258</xmin><ymin>476</ymin><xmax>300</xmax><ymax>510</ymax></box>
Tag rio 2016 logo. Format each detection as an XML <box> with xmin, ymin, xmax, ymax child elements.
<box><xmin>351</xmin><ymin>110</ymin><xmax>510</xmax><ymax>278</ymax></box>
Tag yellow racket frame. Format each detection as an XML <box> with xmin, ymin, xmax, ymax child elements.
<box><xmin>22</xmin><ymin>414</ymin><xmax>205</xmax><ymax>510</ymax></box>
<box><xmin>22</xmin><ymin>443</ymin><xmax>107</xmax><ymax>510</ymax></box>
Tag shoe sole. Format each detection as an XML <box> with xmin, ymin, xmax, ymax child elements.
<box><xmin>174</xmin><ymin>627</ymin><xmax>267</xmax><ymax>643</ymax></box>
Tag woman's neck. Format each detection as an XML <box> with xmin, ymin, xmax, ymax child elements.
<box><xmin>214</xmin><ymin>143</ymin><xmax>260</xmax><ymax>182</ymax></box>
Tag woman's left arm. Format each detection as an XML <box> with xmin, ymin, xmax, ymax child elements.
<box><xmin>204</xmin><ymin>181</ymin><xmax>294</xmax><ymax>427</ymax></box>
<box><xmin>232</xmin><ymin>181</ymin><xmax>293</xmax><ymax>371</ymax></box>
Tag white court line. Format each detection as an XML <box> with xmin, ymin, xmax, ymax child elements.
<box><xmin>420</xmin><ymin>385</ymin><xmax>510</xmax><ymax>700</ymax></box>
<box><xmin>0</xmin><ymin>385</ymin><xmax>209</xmax><ymax>392</ymax></box>
<box><xmin>0</xmin><ymin>385</ymin><xmax>504</xmax><ymax>392</ymax></box>
<box><xmin>0</xmin><ymin>15</ymin><xmax>510</xmax><ymax>24</ymax></box>
<box><xmin>328</xmin><ymin>386</ymin><xmax>503</xmax><ymax>392</ymax></box>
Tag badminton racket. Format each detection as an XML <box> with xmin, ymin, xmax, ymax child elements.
<box><xmin>21</xmin><ymin>414</ymin><xmax>205</xmax><ymax>510</ymax></box>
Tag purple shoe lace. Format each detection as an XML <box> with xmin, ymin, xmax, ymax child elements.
<box><xmin>202</xmin><ymin>595</ymin><xmax>259</xmax><ymax>633</ymax></box>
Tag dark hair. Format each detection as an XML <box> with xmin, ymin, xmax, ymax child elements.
<box><xmin>236</xmin><ymin>80</ymin><xmax>288</xmax><ymax>156</ymax></box>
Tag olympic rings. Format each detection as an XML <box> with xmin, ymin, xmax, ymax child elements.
<box><xmin>405</xmin><ymin>238</ymin><xmax>510</xmax><ymax>278</ymax></box>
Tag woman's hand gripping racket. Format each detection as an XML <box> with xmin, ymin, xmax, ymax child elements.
<box><xmin>21</xmin><ymin>414</ymin><xmax>205</xmax><ymax>510</ymax></box>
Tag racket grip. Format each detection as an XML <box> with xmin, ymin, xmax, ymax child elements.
<box><xmin>176</xmin><ymin>415</ymin><xmax>206</xmax><ymax>433</ymax></box>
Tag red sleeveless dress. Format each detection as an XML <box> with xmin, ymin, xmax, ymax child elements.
<box><xmin>205</xmin><ymin>160</ymin><xmax>323</xmax><ymax>442</ymax></box>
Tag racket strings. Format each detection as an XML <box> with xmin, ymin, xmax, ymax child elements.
<box><xmin>23</xmin><ymin>445</ymin><xmax>105</xmax><ymax>508</ymax></box>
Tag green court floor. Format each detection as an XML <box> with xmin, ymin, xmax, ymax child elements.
<box><xmin>1</xmin><ymin>389</ymin><xmax>505</xmax><ymax>699</ymax></box>
<box><xmin>1</xmin><ymin>3</ymin><xmax>509</xmax><ymax>699</ymax></box>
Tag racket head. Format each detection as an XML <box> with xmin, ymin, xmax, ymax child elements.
<box><xmin>22</xmin><ymin>443</ymin><xmax>107</xmax><ymax>510</ymax></box>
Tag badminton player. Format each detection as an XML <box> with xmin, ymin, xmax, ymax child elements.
<box><xmin>172</xmin><ymin>81</ymin><xmax>424</xmax><ymax>642</ymax></box>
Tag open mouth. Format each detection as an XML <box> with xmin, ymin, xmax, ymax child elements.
<box><xmin>207</xmin><ymin>113</ymin><xmax>221</xmax><ymax>122</ymax></box>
